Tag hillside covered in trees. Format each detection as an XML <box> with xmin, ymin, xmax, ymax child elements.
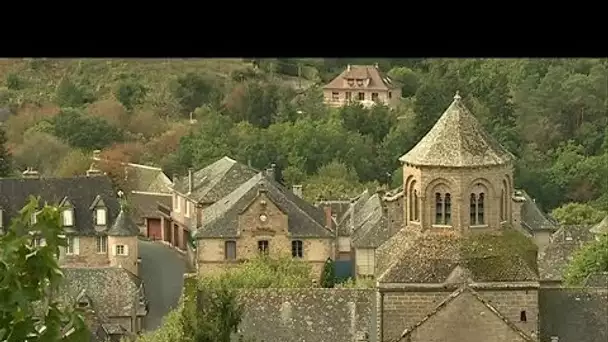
<box><xmin>0</xmin><ymin>58</ymin><xmax>606</xmax><ymax>223</ymax></box>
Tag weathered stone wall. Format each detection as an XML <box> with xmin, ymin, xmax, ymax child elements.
<box><xmin>381</xmin><ymin>290</ymin><xmax>449</xmax><ymax>341</ymax></box>
<box><xmin>235</xmin><ymin>288</ymin><xmax>377</xmax><ymax>342</ymax></box>
<box><xmin>59</xmin><ymin>236</ymin><xmax>110</xmax><ymax>268</ymax></box>
<box><xmin>108</xmin><ymin>236</ymin><xmax>139</xmax><ymax>276</ymax></box>
<box><xmin>480</xmin><ymin>289</ymin><xmax>538</xmax><ymax>336</ymax></box>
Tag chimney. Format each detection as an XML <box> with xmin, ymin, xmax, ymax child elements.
<box><xmin>324</xmin><ymin>204</ymin><xmax>333</xmax><ymax>230</ymax></box>
<box><xmin>347</xmin><ymin>64</ymin><xmax>351</xmax><ymax>71</ymax></box>
<box><xmin>374</xmin><ymin>63</ymin><xmax>379</xmax><ymax>69</ymax></box>
<box><xmin>349</xmin><ymin>200</ymin><xmax>355</xmax><ymax>234</ymax></box>
<box><xmin>265</xmin><ymin>163</ymin><xmax>276</xmax><ymax>181</ymax></box>
<box><xmin>292</xmin><ymin>184</ymin><xmax>303</xmax><ymax>198</ymax></box>
<box><xmin>22</xmin><ymin>167</ymin><xmax>40</xmax><ymax>179</ymax></box>
<box><xmin>188</xmin><ymin>168</ymin><xmax>194</xmax><ymax>194</ymax></box>
<box><xmin>172</xmin><ymin>173</ymin><xmax>179</xmax><ymax>183</ymax></box>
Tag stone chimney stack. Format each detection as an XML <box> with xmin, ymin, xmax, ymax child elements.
<box><xmin>22</xmin><ymin>167</ymin><xmax>40</xmax><ymax>179</ymax></box>
<box><xmin>292</xmin><ymin>184</ymin><xmax>303</xmax><ymax>198</ymax></box>
<box><xmin>347</xmin><ymin>64</ymin><xmax>351</xmax><ymax>71</ymax></box>
<box><xmin>172</xmin><ymin>173</ymin><xmax>179</xmax><ymax>184</ymax></box>
<box><xmin>374</xmin><ymin>63</ymin><xmax>379</xmax><ymax>69</ymax></box>
<box><xmin>188</xmin><ymin>168</ymin><xmax>194</xmax><ymax>194</ymax></box>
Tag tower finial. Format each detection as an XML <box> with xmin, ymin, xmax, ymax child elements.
<box><xmin>454</xmin><ymin>91</ymin><xmax>461</xmax><ymax>100</ymax></box>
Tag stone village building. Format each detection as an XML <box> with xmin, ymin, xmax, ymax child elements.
<box><xmin>0</xmin><ymin>166</ymin><xmax>147</xmax><ymax>340</ymax></box>
<box><xmin>323</xmin><ymin>64</ymin><xmax>402</xmax><ymax>108</ymax></box>
<box><xmin>183</xmin><ymin>92</ymin><xmax>606</xmax><ymax>342</ymax></box>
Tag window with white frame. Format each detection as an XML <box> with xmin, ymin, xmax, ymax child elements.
<box><xmin>95</xmin><ymin>208</ymin><xmax>107</xmax><ymax>226</ymax></box>
<box><xmin>115</xmin><ymin>244</ymin><xmax>127</xmax><ymax>256</ymax></box>
<box><xmin>66</xmin><ymin>236</ymin><xmax>79</xmax><ymax>255</ymax></box>
<box><xmin>62</xmin><ymin>209</ymin><xmax>74</xmax><ymax>226</ymax></box>
<box><xmin>96</xmin><ymin>236</ymin><xmax>107</xmax><ymax>253</ymax></box>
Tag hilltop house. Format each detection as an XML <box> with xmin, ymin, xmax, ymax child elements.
<box><xmin>0</xmin><ymin>167</ymin><xmax>146</xmax><ymax>339</ymax></box>
<box><xmin>92</xmin><ymin>150</ymin><xmax>173</xmax><ymax>239</ymax></box>
<box><xmin>322</xmin><ymin>64</ymin><xmax>402</xmax><ymax>108</ymax></box>
<box><xmin>192</xmin><ymin>171</ymin><xmax>335</xmax><ymax>277</ymax></box>
<box><xmin>159</xmin><ymin>156</ymin><xmax>257</xmax><ymax>256</ymax></box>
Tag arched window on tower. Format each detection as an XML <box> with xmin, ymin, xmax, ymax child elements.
<box><xmin>413</xmin><ymin>190</ymin><xmax>419</xmax><ymax>221</ymax></box>
<box><xmin>501</xmin><ymin>179</ymin><xmax>508</xmax><ymax>222</ymax></box>
<box><xmin>434</xmin><ymin>192</ymin><xmax>452</xmax><ymax>225</ymax></box>
<box><xmin>470</xmin><ymin>184</ymin><xmax>487</xmax><ymax>226</ymax></box>
<box><xmin>500</xmin><ymin>188</ymin><xmax>505</xmax><ymax>221</ymax></box>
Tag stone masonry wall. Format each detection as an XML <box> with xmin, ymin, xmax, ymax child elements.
<box><xmin>480</xmin><ymin>289</ymin><xmax>538</xmax><ymax>337</ymax></box>
<box><xmin>381</xmin><ymin>290</ymin><xmax>449</xmax><ymax>341</ymax></box>
<box><xmin>60</xmin><ymin>236</ymin><xmax>110</xmax><ymax>268</ymax></box>
<box><xmin>235</xmin><ymin>288</ymin><xmax>377</xmax><ymax>342</ymax></box>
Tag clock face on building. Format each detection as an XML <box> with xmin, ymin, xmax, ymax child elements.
<box><xmin>259</xmin><ymin>214</ymin><xmax>268</xmax><ymax>222</ymax></box>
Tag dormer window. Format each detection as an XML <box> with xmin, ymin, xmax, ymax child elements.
<box><xmin>62</xmin><ymin>209</ymin><xmax>74</xmax><ymax>227</ymax></box>
<box><xmin>356</xmin><ymin>79</ymin><xmax>364</xmax><ymax>87</ymax></box>
<box><xmin>95</xmin><ymin>208</ymin><xmax>107</xmax><ymax>226</ymax></box>
<box><xmin>347</xmin><ymin>78</ymin><xmax>354</xmax><ymax>86</ymax></box>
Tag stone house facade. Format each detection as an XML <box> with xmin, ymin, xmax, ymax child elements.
<box><xmin>193</xmin><ymin>172</ymin><xmax>335</xmax><ymax>278</ymax></box>
<box><xmin>1</xmin><ymin>168</ymin><xmax>146</xmax><ymax>339</ymax></box>
<box><xmin>159</xmin><ymin>156</ymin><xmax>257</xmax><ymax>256</ymax></box>
<box><xmin>322</xmin><ymin>64</ymin><xmax>402</xmax><ymax>108</ymax></box>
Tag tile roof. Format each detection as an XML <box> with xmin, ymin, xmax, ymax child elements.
<box><xmin>538</xmin><ymin>225</ymin><xmax>595</xmax><ymax>282</ymax></box>
<box><xmin>0</xmin><ymin>176</ymin><xmax>120</xmax><ymax>236</ymax></box>
<box><xmin>107</xmin><ymin>206</ymin><xmax>140</xmax><ymax>236</ymax></box>
<box><xmin>128</xmin><ymin>192</ymin><xmax>171</xmax><ymax>224</ymax></box>
<box><xmin>93</xmin><ymin>157</ymin><xmax>172</xmax><ymax>194</ymax></box>
<box><xmin>173</xmin><ymin>156</ymin><xmax>258</xmax><ymax>204</ymax></box>
<box><xmin>194</xmin><ymin>173</ymin><xmax>333</xmax><ymax>239</ymax></box>
<box><xmin>323</xmin><ymin>65</ymin><xmax>400</xmax><ymax>91</ymax></box>
<box><xmin>399</xmin><ymin>92</ymin><xmax>515</xmax><ymax>167</ymax></box>
<box><xmin>351</xmin><ymin>194</ymin><xmax>392</xmax><ymax>248</ymax></box>
<box><xmin>59</xmin><ymin>267</ymin><xmax>146</xmax><ymax>320</ymax></box>
<box><xmin>399</xmin><ymin>286</ymin><xmax>535</xmax><ymax>342</ymax></box>
<box><xmin>590</xmin><ymin>215</ymin><xmax>608</xmax><ymax>235</ymax></box>
<box><xmin>539</xmin><ymin>288</ymin><xmax>608</xmax><ymax>342</ymax></box>
<box><xmin>378</xmin><ymin>230</ymin><xmax>538</xmax><ymax>283</ymax></box>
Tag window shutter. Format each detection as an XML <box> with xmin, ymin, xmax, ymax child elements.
<box><xmin>124</xmin><ymin>244</ymin><xmax>129</xmax><ymax>256</ymax></box>
<box><xmin>112</xmin><ymin>245</ymin><xmax>117</xmax><ymax>256</ymax></box>
<box><xmin>74</xmin><ymin>237</ymin><xmax>80</xmax><ymax>255</ymax></box>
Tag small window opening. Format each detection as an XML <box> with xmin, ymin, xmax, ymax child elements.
<box><xmin>520</xmin><ymin>310</ymin><xmax>527</xmax><ymax>322</ymax></box>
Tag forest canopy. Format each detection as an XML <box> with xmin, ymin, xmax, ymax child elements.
<box><xmin>0</xmin><ymin>58</ymin><xmax>606</xmax><ymax>221</ymax></box>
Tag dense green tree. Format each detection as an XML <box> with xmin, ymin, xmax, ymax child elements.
<box><xmin>52</xmin><ymin>108</ymin><xmax>124</xmax><ymax>150</ymax></box>
<box><xmin>320</xmin><ymin>258</ymin><xmax>336</xmax><ymax>288</ymax></box>
<box><xmin>172</xmin><ymin>73</ymin><xmax>222</xmax><ymax>115</ymax></box>
<box><xmin>0</xmin><ymin>127</ymin><xmax>13</xmax><ymax>177</ymax></box>
<box><xmin>115</xmin><ymin>79</ymin><xmax>148</xmax><ymax>110</ymax></box>
<box><xmin>387</xmin><ymin>67</ymin><xmax>420</xmax><ymax>97</ymax></box>
<box><xmin>551</xmin><ymin>202</ymin><xmax>606</xmax><ymax>226</ymax></box>
<box><xmin>302</xmin><ymin>161</ymin><xmax>375</xmax><ymax>201</ymax></box>
<box><xmin>0</xmin><ymin>197</ymin><xmax>89</xmax><ymax>341</ymax></box>
<box><xmin>55</xmin><ymin>78</ymin><xmax>96</xmax><ymax>108</ymax></box>
<box><xmin>563</xmin><ymin>233</ymin><xmax>608</xmax><ymax>286</ymax></box>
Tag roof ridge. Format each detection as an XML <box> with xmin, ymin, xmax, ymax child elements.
<box><xmin>265</xmin><ymin>177</ymin><xmax>331</xmax><ymax>234</ymax></box>
<box><xmin>398</xmin><ymin>285</ymin><xmax>535</xmax><ymax>342</ymax></box>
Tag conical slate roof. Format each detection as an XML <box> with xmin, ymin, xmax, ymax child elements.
<box><xmin>107</xmin><ymin>206</ymin><xmax>139</xmax><ymax>236</ymax></box>
<box><xmin>400</xmin><ymin>92</ymin><xmax>514</xmax><ymax>167</ymax></box>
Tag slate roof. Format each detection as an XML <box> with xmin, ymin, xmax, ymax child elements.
<box><xmin>538</xmin><ymin>225</ymin><xmax>595</xmax><ymax>282</ymax></box>
<box><xmin>399</xmin><ymin>92</ymin><xmax>515</xmax><ymax>167</ymax></box>
<box><xmin>129</xmin><ymin>192</ymin><xmax>171</xmax><ymax>224</ymax></box>
<box><xmin>0</xmin><ymin>176</ymin><xmax>120</xmax><ymax>236</ymax></box>
<box><xmin>590</xmin><ymin>215</ymin><xmax>608</xmax><ymax>235</ymax></box>
<box><xmin>93</xmin><ymin>157</ymin><xmax>172</xmax><ymax>194</ymax></box>
<box><xmin>194</xmin><ymin>172</ymin><xmax>333</xmax><ymax>239</ymax></box>
<box><xmin>400</xmin><ymin>286</ymin><xmax>535</xmax><ymax>342</ymax></box>
<box><xmin>316</xmin><ymin>200</ymin><xmax>351</xmax><ymax>226</ymax></box>
<box><xmin>518</xmin><ymin>190</ymin><xmax>559</xmax><ymax>233</ymax></box>
<box><xmin>323</xmin><ymin>65</ymin><xmax>400</xmax><ymax>91</ymax></box>
<box><xmin>173</xmin><ymin>156</ymin><xmax>258</xmax><ymax>204</ymax></box>
<box><xmin>59</xmin><ymin>267</ymin><xmax>147</xmax><ymax>320</ymax></box>
<box><xmin>351</xmin><ymin>194</ymin><xmax>391</xmax><ymax>248</ymax></box>
<box><xmin>378</xmin><ymin>230</ymin><xmax>538</xmax><ymax>283</ymax></box>
<box><xmin>336</xmin><ymin>190</ymin><xmax>371</xmax><ymax>237</ymax></box>
<box><xmin>539</xmin><ymin>288</ymin><xmax>608</xmax><ymax>342</ymax></box>
<box><xmin>107</xmin><ymin>206</ymin><xmax>140</xmax><ymax>236</ymax></box>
